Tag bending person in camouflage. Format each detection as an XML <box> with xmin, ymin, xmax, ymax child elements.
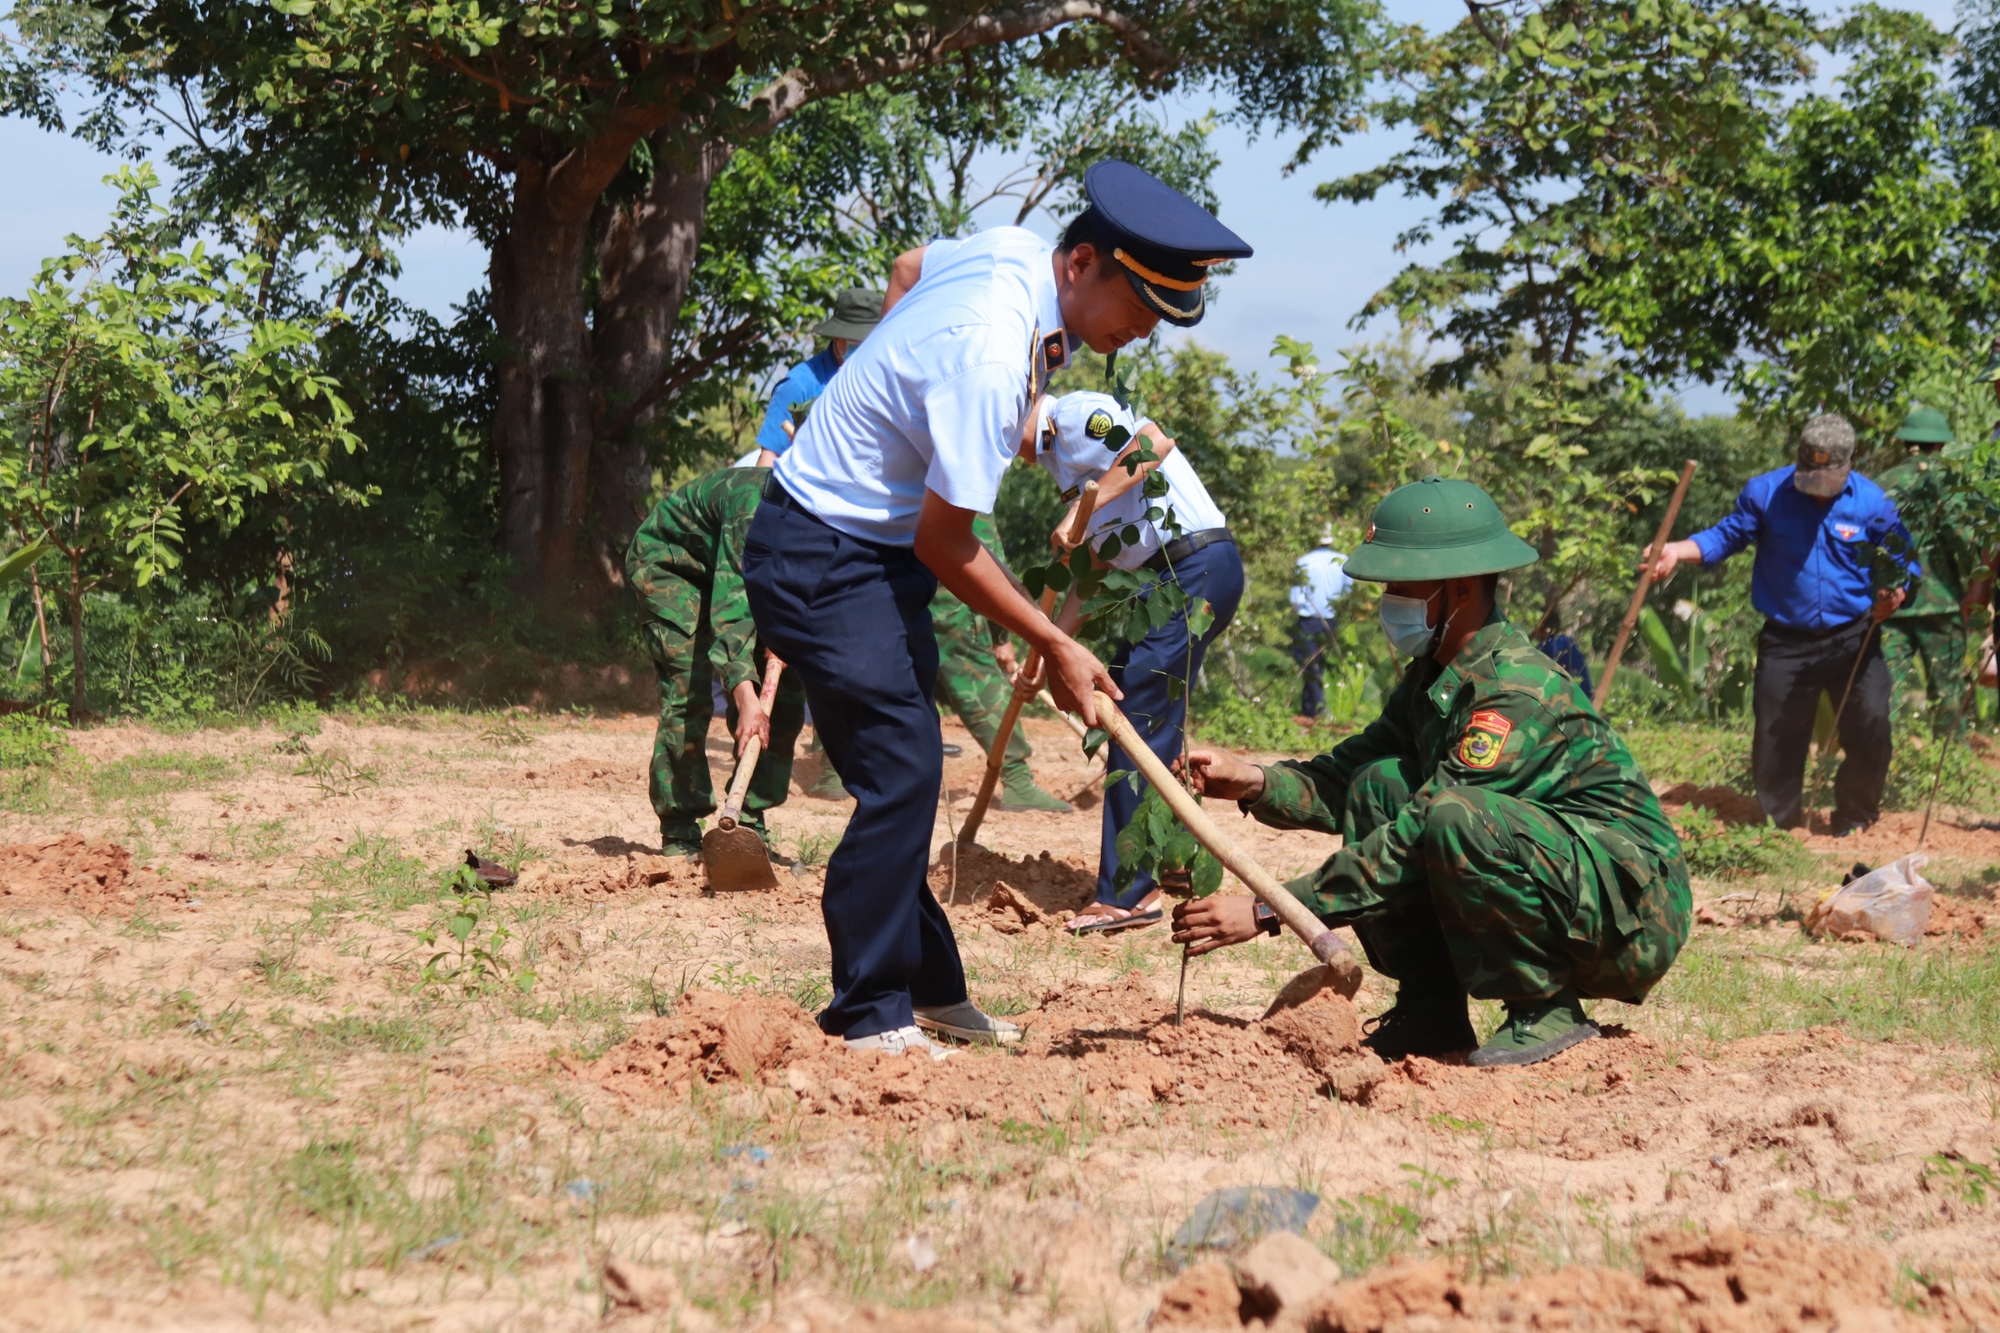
<box><xmin>1877</xmin><ymin>407</ymin><xmax>1979</xmax><ymax>723</ymax></box>
<box><xmin>1170</xmin><ymin>477</ymin><xmax>1691</xmax><ymax>1068</ymax></box>
<box><xmin>932</xmin><ymin>514</ymin><xmax>1072</xmax><ymax>814</ymax></box>
<box><xmin>627</xmin><ymin>467</ymin><xmax>806</xmax><ymax>858</ymax></box>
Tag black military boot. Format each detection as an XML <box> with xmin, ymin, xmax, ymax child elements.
<box><xmin>1361</xmin><ymin>989</ymin><xmax>1477</xmax><ymax>1060</ymax></box>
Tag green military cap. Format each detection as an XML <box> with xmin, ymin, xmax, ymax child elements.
<box><xmin>814</xmin><ymin>287</ymin><xmax>886</xmax><ymax>340</ymax></box>
<box><xmin>1894</xmin><ymin>406</ymin><xmax>1953</xmax><ymax>445</ymax></box>
<box><xmin>1343</xmin><ymin>475</ymin><xmax>1540</xmax><ymax>582</ymax></box>
<box><xmin>1980</xmin><ymin>335</ymin><xmax>2000</xmax><ymax>383</ymax></box>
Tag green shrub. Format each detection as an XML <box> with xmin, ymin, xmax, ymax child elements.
<box><xmin>0</xmin><ymin>715</ymin><xmax>67</xmax><ymax>769</ymax></box>
<box><xmin>1622</xmin><ymin>724</ymin><xmax>1754</xmax><ymax>791</ymax></box>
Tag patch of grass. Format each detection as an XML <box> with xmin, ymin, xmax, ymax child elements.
<box><xmin>1921</xmin><ymin>1151</ymin><xmax>1996</xmax><ymax>1206</ymax></box>
<box><xmin>305</xmin><ymin>1014</ymin><xmax>440</xmax><ymax>1054</ymax></box>
<box><xmin>1648</xmin><ymin>931</ymin><xmax>2000</xmax><ymax>1059</ymax></box>
<box><xmin>788</xmin><ymin>830</ymin><xmax>837</xmax><ymax>866</ymax></box>
<box><xmin>85</xmin><ymin>750</ymin><xmax>233</xmax><ymax>800</ymax></box>
<box><xmin>300</xmin><ymin>833</ymin><xmax>432</xmax><ymax>911</ymax></box>
<box><xmin>1672</xmin><ymin>806</ymin><xmax>1818</xmax><ymax>880</ymax></box>
<box><xmin>1885</xmin><ymin>727</ymin><xmax>2000</xmax><ymax>816</ymax></box>
<box><xmin>293</xmin><ymin>749</ymin><xmax>381</xmax><ymax>799</ymax></box>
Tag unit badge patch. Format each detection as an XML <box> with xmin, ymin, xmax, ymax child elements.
<box><xmin>1834</xmin><ymin>522</ymin><xmax>1860</xmax><ymax>541</ymax></box>
<box><xmin>1458</xmin><ymin>709</ymin><xmax>1513</xmax><ymax>770</ymax></box>
<box><xmin>1085</xmin><ymin>409</ymin><xmax>1115</xmax><ymax>440</ymax></box>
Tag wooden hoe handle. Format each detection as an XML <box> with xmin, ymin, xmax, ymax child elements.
<box><xmin>1092</xmin><ymin>691</ymin><xmax>1361</xmax><ymax>983</ymax></box>
<box><xmin>1593</xmin><ymin>460</ymin><xmax>1697</xmax><ymax>710</ymax></box>
<box><xmin>956</xmin><ymin>482</ymin><xmax>1099</xmax><ymax>846</ymax></box>
<box><xmin>718</xmin><ymin>653</ymin><xmax>785</xmax><ymax>830</ymax></box>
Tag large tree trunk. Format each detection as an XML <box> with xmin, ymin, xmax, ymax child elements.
<box><xmin>490</xmin><ymin>158</ymin><xmax>604</xmax><ymax>606</ymax></box>
<box><xmin>587</xmin><ymin>136</ymin><xmax>735</xmax><ymax>600</ymax></box>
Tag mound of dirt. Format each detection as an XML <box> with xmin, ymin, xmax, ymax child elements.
<box><xmin>1300</xmin><ymin>1225</ymin><xmax>1979</xmax><ymax>1333</ymax></box>
<box><xmin>520</xmin><ymin>757</ymin><xmax>637</xmax><ymax>790</ymax></box>
<box><xmin>515</xmin><ymin>851</ymin><xmax>705</xmax><ymax>899</ymax></box>
<box><xmin>1655</xmin><ymin>783</ymin><xmax>1767</xmax><ymax>828</ymax></box>
<box><xmin>0</xmin><ymin>834</ymin><xmax>185</xmax><ymax>915</ymax></box>
<box><xmin>928</xmin><ymin>844</ymin><xmax>1095</xmax><ymax>925</ymax></box>
<box><xmin>1924</xmin><ymin>890</ymin><xmax>1995</xmax><ymax>943</ymax></box>
<box><xmin>593</xmin><ymin>973</ymin><xmax>1384</xmax><ymax>1129</ymax></box>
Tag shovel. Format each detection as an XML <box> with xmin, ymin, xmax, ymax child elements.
<box><xmin>704</xmin><ymin>654</ymin><xmax>786</xmax><ymax>893</ymax></box>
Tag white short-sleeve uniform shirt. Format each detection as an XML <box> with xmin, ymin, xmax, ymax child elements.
<box><xmin>1035</xmin><ymin>391</ymin><xmax>1227</xmax><ymax>572</ymax></box>
<box><xmin>773</xmin><ymin>228</ymin><xmax>1071</xmax><ymax>547</ymax></box>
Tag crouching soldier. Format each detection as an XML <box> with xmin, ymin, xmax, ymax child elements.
<box><xmin>1172</xmin><ymin>477</ymin><xmax>1691</xmax><ymax>1067</ymax></box>
<box><xmin>627</xmin><ymin>467</ymin><xmax>805</xmax><ymax>859</ymax></box>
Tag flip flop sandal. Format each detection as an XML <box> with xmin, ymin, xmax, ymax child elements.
<box><xmin>1067</xmin><ymin>905</ymin><xmax>1164</xmax><ymax>936</ymax></box>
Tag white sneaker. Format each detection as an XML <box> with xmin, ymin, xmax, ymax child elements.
<box><xmin>913</xmin><ymin>1001</ymin><xmax>1022</xmax><ymax>1046</ymax></box>
<box><xmin>844</xmin><ymin>1025</ymin><xmax>953</xmax><ymax>1060</ymax></box>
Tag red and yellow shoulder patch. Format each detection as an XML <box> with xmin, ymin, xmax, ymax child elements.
<box><xmin>1457</xmin><ymin>709</ymin><xmax>1513</xmax><ymax>770</ymax></box>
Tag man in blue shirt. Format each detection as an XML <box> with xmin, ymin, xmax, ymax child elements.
<box><xmin>1291</xmin><ymin>529</ymin><xmax>1353</xmax><ymax>720</ymax></box>
<box><xmin>1651</xmin><ymin>414</ymin><xmax>1919</xmax><ymax>833</ymax></box>
<box><xmin>741</xmin><ymin>161</ymin><xmax>1252</xmax><ymax>1058</ymax></box>
<box><xmin>749</xmin><ymin>288</ymin><xmax>885</xmax><ymax>465</ymax></box>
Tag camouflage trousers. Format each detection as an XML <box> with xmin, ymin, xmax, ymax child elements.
<box><xmin>1880</xmin><ymin>615</ymin><xmax>1969</xmax><ymax>722</ymax></box>
<box><xmin>930</xmin><ymin>589</ymin><xmax>1032</xmax><ymax>776</ymax></box>
<box><xmin>641</xmin><ymin>619</ymin><xmax>805</xmax><ymax>847</ymax></box>
<box><xmin>1331</xmin><ymin>756</ymin><xmax>1689</xmax><ymax>1006</ymax></box>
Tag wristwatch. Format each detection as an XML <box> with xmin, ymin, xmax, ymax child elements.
<box><xmin>1253</xmin><ymin>902</ymin><xmax>1281</xmax><ymax>937</ymax></box>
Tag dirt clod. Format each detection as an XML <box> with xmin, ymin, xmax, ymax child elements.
<box><xmin>1153</xmin><ymin>1259</ymin><xmax>1244</xmax><ymax>1328</ymax></box>
<box><xmin>0</xmin><ymin>833</ymin><xmax>184</xmax><ymax>915</ymax></box>
<box><xmin>1308</xmin><ymin>1226</ymin><xmax>1933</xmax><ymax>1333</ymax></box>
<box><xmin>928</xmin><ymin>843</ymin><xmax>1094</xmax><ymax>921</ymax></box>
<box><xmin>1234</xmin><ymin>1230</ymin><xmax>1342</xmax><ymax>1322</ymax></box>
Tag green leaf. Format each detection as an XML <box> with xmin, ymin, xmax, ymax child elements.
<box><xmin>1189</xmin><ymin>849</ymin><xmax>1224</xmax><ymax>898</ymax></box>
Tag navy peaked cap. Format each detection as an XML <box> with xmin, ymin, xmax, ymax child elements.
<box><xmin>1079</xmin><ymin>159</ymin><xmax>1252</xmax><ymax>328</ymax></box>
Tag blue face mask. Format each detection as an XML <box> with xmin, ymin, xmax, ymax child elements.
<box><xmin>1379</xmin><ymin>592</ymin><xmax>1438</xmax><ymax>658</ymax></box>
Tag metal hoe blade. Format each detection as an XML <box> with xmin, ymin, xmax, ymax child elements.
<box><xmin>702</xmin><ymin>822</ymin><xmax>778</xmax><ymax>892</ymax></box>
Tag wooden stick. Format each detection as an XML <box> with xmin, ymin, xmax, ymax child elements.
<box><xmin>1040</xmin><ymin>689</ymin><xmax>1089</xmax><ymax>740</ymax></box>
<box><xmin>1593</xmin><ymin>460</ymin><xmax>1698</xmax><ymax>710</ymax></box>
<box><xmin>1093</xmin><ymin>691</ymin><xmax>1362</xmax><ymax>985</ymax></box>
<box><xmin>958</xmin><ymin>482</ymin><xmax>1099</xmax><ymax>846</ymax></box>
<box><xmin>717</xmin><ymin>654</ymin><xmax>785</xmax><ymax>831</ymax></box>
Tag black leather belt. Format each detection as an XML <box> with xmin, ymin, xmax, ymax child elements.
<box><xmin>1143</xmin><ymin>527</ymin><xmax>1235</xmax><ymax>572</ymax></box>
<box><xmin>761</xmin><ymin>474</ymin><xmax>813</xmax><ymax>515</ymax></box>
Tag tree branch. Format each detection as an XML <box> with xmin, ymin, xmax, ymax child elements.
<box><xmin>742</xmin><ymin>1</ymin><xmax>1173</xmax><ymax>137</ymax></box>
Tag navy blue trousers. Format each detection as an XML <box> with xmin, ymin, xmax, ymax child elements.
<box><xmin>1097</xmin><ymin>540</ymin><xmax>1246</xmax><ymax>908</ymax></box>
<box><xmin>741</xmin><ymin>489</ymin><xmax>967</xmax><ymax>1038</ymax></box>
<box><xmin>1291</xmin><ymin>616</ymin><xmax>1334</xmax><ymax>718</ymax></box>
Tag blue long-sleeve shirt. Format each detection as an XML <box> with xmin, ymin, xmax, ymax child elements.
<box><xmin>754</xmin><ymin>348</ymin><xmax>843</xmax><ymax>455</ymax></box>
<box><xmin>1688</xmin><ymin>466</ymin><xmax>1920</xmax><ymax>631</ymax></box>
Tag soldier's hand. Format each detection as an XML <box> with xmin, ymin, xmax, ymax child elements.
<box><xmin>1174</xmin><ymin>749</ymin><xmax>1265</xmax><ymax>802</ymax></box>
<box><xmin>993</xmin><ymin>641</ymin><xmax>1020</xmax><ymax>683</ymax></box>
<box><xmin>1043</xmin><ymin>635</ymin><xmax>1119</xmax><ymax>726</ymax></box>
<box><xmin>1171</xmin><ymin>895</ymin><xmax>1259</xmax><ymax>956</ymax></box>
<box><xmin>1872</xmin><ymin>587</ymin><xmax>1907</xmax><ymax>623</ymax></box>
<box><xmin>731</xmin><ymin>680</ymin><xmax>771</xmax><ymax>755</ymax></box>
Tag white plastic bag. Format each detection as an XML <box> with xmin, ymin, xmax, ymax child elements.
<box><xmin>1807</xmin><ymin>853</ymin><xmax>1933</xmax><ymax>946</ymax></box>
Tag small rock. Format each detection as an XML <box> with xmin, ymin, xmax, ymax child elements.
<box><xmin>602</xmin><ymin>1253</ymin><xmax>679</xmax><ymax>1312</ymax></box>
<box><xmin>1235</xmin><ymin>1230</ymin><xmax>1341</xmax><ymax>1321</ymax></box>
<box><xmin>903</xmin><ymin>1234</ymin><xmax>937</xmax><ymax>1273</ymax></box>
<box><xmin>1151</xmin><ymin>1258</ymin><xmax>1242</xmax><ymax>1328</ymax></box>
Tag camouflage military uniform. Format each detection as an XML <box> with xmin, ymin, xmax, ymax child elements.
<box><xmin>932</xmin><ymin>516</ymin><xmax>1030</xmax><ymax>765</ymax></box>
<box><xmin>626</xmin><ymin>467</ymin><xmax>805</xmax><ymax>852</ymax></box>
<box><xmin>1246</xmin><ymin>614</ymin><xmax>1691</xmax><ymax>1007</ymax></box>
<box><xmin>1877</xmin><ymin>455</ymin><xmax>1972</xmax><ymax>718</ymax></box>
<box><xmin>928</xmin><ymin>514</ymin><xmax>1067</xmax><ymax>810</ymax></box>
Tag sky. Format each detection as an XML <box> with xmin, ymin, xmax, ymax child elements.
<box><xmin>0</xmin><ymin>0</ymin><xmax>1968</xmax><ymax>418</ymax></box>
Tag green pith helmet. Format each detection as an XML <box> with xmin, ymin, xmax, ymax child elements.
<box><xmin>1343</xmin><ymin>475</ymin><xmax>1540</xmax><ymax>583</ymax></box>
<box><xmin>1894</xmin><ymin>405</ymin><xmax>1953</xmax><ymax>445</ymax></box>
<box><xmin>814</xmin><ymin>287</ymin><xmax>886</xmax><ymax>340</ymax></box>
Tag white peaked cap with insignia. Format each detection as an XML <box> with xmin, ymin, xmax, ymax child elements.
<box><xmin>1033</xmin><ymin>391</ymin><xmax>1150</xmax><ymax>498</ymax></box>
